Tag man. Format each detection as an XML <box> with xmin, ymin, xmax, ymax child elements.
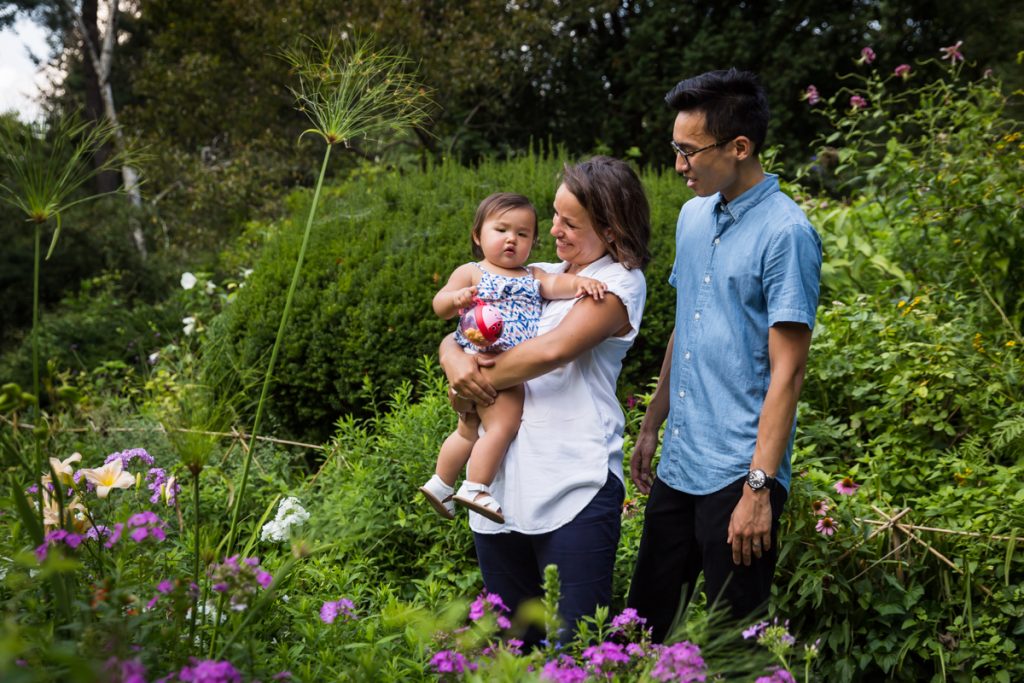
<box><xmin>627</xmin><ymin>68</ymin><xmax>822</xmax><ymax>642</ymax></box>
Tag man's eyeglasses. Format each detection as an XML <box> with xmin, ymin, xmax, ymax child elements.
<box><xmin>670</xmin><ymin>139</ymin><xmax>730</xmax><ymax>164</ymax></box>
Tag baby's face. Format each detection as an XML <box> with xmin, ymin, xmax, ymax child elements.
<box><xmin>474</xmin><ymin>207</ymin><xmax>537</xmax><ymax>269</ymax></box>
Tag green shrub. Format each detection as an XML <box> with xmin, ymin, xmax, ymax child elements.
<box><xmin>204</xmin><ymin>151</ymin><xmax>686</xmax><ymax>440</ymax></box>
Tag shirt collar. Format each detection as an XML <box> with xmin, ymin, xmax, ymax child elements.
<box><xmin>714</xmin><ymin>173</ymin><xmax>780</xmax><ymax>222</ymax></box>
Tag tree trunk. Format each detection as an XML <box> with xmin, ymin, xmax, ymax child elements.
<box><xmin>80</xmin><ymin>0</ymin><xmax>119</xmax><ymax>195</ymax></box>
<box><xmin>67</xmin><ymin>0</ymin><xmax>146</xmax><ymax>256</ymax></box>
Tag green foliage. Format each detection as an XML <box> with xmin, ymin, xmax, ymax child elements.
<box><xmin>204</xmin><ymin>150</ymin><xmax>683</xmax><ymax>440</ymax></box>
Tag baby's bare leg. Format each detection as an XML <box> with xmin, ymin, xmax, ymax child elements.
<box><xmin>435</xmin><ymin>413</ymin><xmax>479</xmax><ymax>486</ymax></box>
<box><xmin>467</xmin><ymin>384</ymin><xmax>525</xmax><ymax>486</ymax></box>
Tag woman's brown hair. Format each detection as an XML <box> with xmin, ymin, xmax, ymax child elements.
<box><xmin>560</xmin><ymin>156</ymin><xmax>651</xmax><ymax>270</ymax></box>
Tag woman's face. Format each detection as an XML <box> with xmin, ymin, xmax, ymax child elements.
<box><xmin>551</xmin><ymin>184</ymin><xmax>609</xmax><ymax>269</ymax></box>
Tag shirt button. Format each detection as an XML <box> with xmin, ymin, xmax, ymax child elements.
<box><xmin>678</xmin><ymin>390</ymin><xmax>685</xmax><ymax>398</ymax></box>
<box><xmin>713</xmin><ymin>238</ymin><xmax>720</xmax><ymax>245</ymax></box>
<box><xmin>684</xmin><ymin>352</ymin><xmax>691</xmax><ymax>360</ymax></box>
<box><xmin>694</xmin><ymin>312</ymin><xmax>701</xmax><ymax>320</ymax></box>
<box><xmin>704</xmin><ymin>275</ymin><xmax>711</xmax><ymax>284</ymax></box>
<box><xmin>672</xmin><ymin>428</ymin><xmax>679</xmax><ymax>437</ymax></box>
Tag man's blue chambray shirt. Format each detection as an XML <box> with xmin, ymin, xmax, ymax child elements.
<box><xmin>657</xmin><ymin>174</ymin><xmax>822</xmax><ymax>495</ymax></box>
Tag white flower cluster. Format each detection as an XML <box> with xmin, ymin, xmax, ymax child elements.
<box><xmin>260</xmin><ymin>496</ymin><xmax>310</xmax><ymax>543</ymax></box>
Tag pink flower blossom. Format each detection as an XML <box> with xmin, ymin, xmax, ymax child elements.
<box><xmin>858</xmin><ymin>46</ymin><xmax>876</xmax><ymax>65</ymax></box>
<box><xmin>582</xmin><ymin>641</ymin><xmax>630</xmax><ymax>671</ymax></box>
<box><xmin>469</xmin><ymin>590</ymin><xmax>512</xmax><ymax>629</ymax></box>
<box><xmin>849</xmin><ymin>95</ymin><xmax>868</xmax><ymax>110</ymax></box>
<box><xmin>756</xmin><ymin>668</ymin><xmax>797</xmax><ymax>683</ymax></box>
<box><xmin>176</xmin><ymin>659</ymin><xmax>241</xmax><ymax>683</ymax></box>
<box><xmin>834</xmin><ymin>476</ymin><xmax>860</xmax><ymax>495</ymax></box>
<box><xmin>319</xmin><ymin>598</ymin><xmax>355</xmax><ymax>624</ymax></box>
<box><xmin>811</xmin><ymin>499</ymin><xmax>830</xmax><ymax>516</ymax></box>
<box><xmin>430</xmin><ymin>650</ymin><xmax>475</xmax><ymax>674</ymax></box>
<box><xmin>650</xmin><ymin>641</ymin><xmax>706</xmax><ymax>682</ymax></box>
<box><xmin>816</xmin><ymin>516</ymin><xmax>838</xmax><ymax>536</ymax></box>
<box><xmin>541</xmin><ymin>656</ymin><xmax>587</xmax><ymax>683</ymax></box>
<box><xmin>894</xmin><ymin>63</ymin><xmax>912</xmax><ymax>79</ymax></box>
<box><xmin>940</xmin><ymin>40</ymin><xmax>964</xmax><ymax>63</ymax></box>
<box><xmin>743</xmin><ymin>621</ymin><xmax>768</xmax><ymax>640</ymax></box>
<box><xmin>804</xmin><ymin>84</ymin><xmax>820</xmax><ymax>105</ymax></box>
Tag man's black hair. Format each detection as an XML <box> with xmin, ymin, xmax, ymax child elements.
<box><xmin>665</xmin><ymin>68</ymin><xmax>769</xmax><ymax>154</ymax></box>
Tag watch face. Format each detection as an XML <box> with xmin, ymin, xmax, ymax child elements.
<box><xmin>747</xmin><ymin>469</ymin><xmax>767</xmax><ymax>490</ymax></box>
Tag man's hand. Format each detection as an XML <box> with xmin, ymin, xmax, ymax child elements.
<box><xmin>726</xmin><ymin>487</ymin><xmax>773</xmax><ymax>566</ymax></box>
<box><xmin>629</xmin><ymin>430</ymin><xmax>659</xmax><ymax>494</ymax></box>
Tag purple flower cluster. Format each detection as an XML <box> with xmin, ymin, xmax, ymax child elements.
<box><xmin>430</xmin><ymin>650</ymin><xmax>476</xmax><ymax>675</ymax></box>
<box><xmin>649</xmin><ymin>641</ymin><xmax>706</xmax><ymax>682</ymax></box>
<box><xmin>209</xmin><ymin>556</ymin><xmax>273</xmax><ymax>611</ymax></box>
<box><xmin>541</xmin><ymin>656</ymin><xmax>587</xmax><ymax>683</ymax></box>
<box><xmin>154</xmin><ymin>658</ymin><xmax>241</xmax><ymax>683</ymax></box>
<box><xmin>582</xmin><ymin>641</ymin><xmax>630</xmax><ymax>674</ymax></box>
<box><xmin>145</xmin><ymin>468</ymin><xmax>180</xmax><ymax>506</ymax></box>
<box><xmin>319</xmin><ymin>598</ymin><xmax>355</xmax><ymax>624</ymax></box>
<box><xmin>756</xmin><ymin>668</ymin><xmax>797</xmax><ymax>683</ymax></box>
<box><xmin>103</xmin><ymin>657</ymin><xmax>147</xmax><ymax>683</ymax></box>
<box><xmin>35</xmin><ymin>529</ymin><xmax>83</xmax><ymax>562</ymax></box>
<box><xmin>146</xmin><ymin>578</ymin><xmax>196</xmax><ymax>611</ymax></box>
<box><xmin>127</xmin><ymin>511</ymin><xmax>168</xmax><ymax>543</ymax></box>
<box><xmin>105</xmin><ymin>448</ymin><xmax>155</xmax><ymax>468</ymax></box>
<box><xmin>469</xmin><ymin>590</ymin><xmax>512</xmax><ymax>630</ymax></box>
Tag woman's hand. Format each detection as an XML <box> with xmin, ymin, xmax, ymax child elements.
<box><xmin>440</xmin><ymin>334</ymin><xmax>497</xmax><ymax>406</ymax></box>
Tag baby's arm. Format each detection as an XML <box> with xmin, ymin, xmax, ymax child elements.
<box><xmin>433</xmin><ymin>264</ymin><xmax>479</xmax><ymax>319</ymax></box>
<box><xmin>530</xmin><ymin>267</ymin><xmax>608</xmax><ymax>301</ymax></box>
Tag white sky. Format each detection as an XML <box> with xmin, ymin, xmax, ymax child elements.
<box><xmin>0</xmin><ymin>16</ymin><xmax>51</xmax><ymax>121</ymax></box>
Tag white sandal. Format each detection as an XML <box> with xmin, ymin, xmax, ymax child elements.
<box><xmin>453</xmin><ymin>481</ymin><xmax>505</xmax><ymax>524</ymax></box>
<box><xmin>419</xmin><ymin>474</ymin><xmax>455</xmax><ymax>520</ymax></box>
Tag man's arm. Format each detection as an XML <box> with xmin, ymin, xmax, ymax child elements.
<box><xmin>727</xmin><ymin>322</ymin><xmax>813</xmax><ymax>566</ymax></box>
<box><xmin>629</xmin><ymin>329</ymin><xmax>675</xmax><ymax>495</ymax></box>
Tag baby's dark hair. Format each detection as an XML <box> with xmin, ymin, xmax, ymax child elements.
<box><xmin>665</xmin><ymin>68</ymin><xmax>769</xmax><ymax>155</ymax></box>
<box><xmin>471</xmin><ymin>192</ymin><xmax>538</xmax><ymax>259</ymax></box>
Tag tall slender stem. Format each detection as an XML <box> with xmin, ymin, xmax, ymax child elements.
<box><xmin>189</xmin><ymin>470</ymin><xmax>201</xmax><ymax>652</ymax></box>
<box><xmin>32</xmin><ymin>221</ymin><xmax>43</xmax><ymax>527</ymax></box>
<box><xmin>222</xmin><ymin>143</ymin><xmax>333</xmax><ymax>558</ymax></box>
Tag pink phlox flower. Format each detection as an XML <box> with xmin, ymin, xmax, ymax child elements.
<box><xmin>540</xmin><ymin>656</ymin><xmax>587</xmax><ymax>683</ymax></box>
<box><xmin>320</xmin><ymin>598</ymin><xmax>355</xmax><ymax>624</ymax></box>
<box><xmin>626</xmin><ymin>642</ymin><xmax>646</xmax><ymax>658</ymax></box>
<box><xmin>429</xmin><ymin>650</ymin><xmax>475</xmax><ymax>674</ymax></box>
<box><xmin>209</xmin><ymin>556</ymin><xmax>272</xmax><ymax>610</ymax></box>
<box><xmin>894</xmin><ymin>63</ymin><xmax>912</xmax><ymax>79</ymax></box>
<box><xmin>858</xmin><ymin>46</ymin><xmax>876</xmax><ymax>64</ymax></box>
<box><xmin>804</xmin><ymin>84</ymin><xmax>820</xmax><ymax>105</ymax></box>
<box><xmin>176</xmin><ymin>658</ymin><xmax>242</xmax><ymax>683</ymax></box>
<box><xmin>256</xmin><ymin>570</ymin><xmax>273</xmax><ymax>589</ymax></box>
<box><xmin>834</xmin><ymin>476</ymin><xmax>860</xmax><ymax>495</ymax></box>
<box><xmin>849</xmin><ymin>95</ymin><xmax>868</xmax><ymax>110</ymax></box>
<box><xmin>743</xmin><ymin>621</ymin><xmax>768</xmax><ymax>640</ymax></box>
<box><xmin>105</xmin><ymin>448</ymin><xmax>155</xmax><ymax>468</ymax></box>
<box><xmin>146</xmin><ymin>468</ymin><xmax>180</xmax><ymax>506</ymax></box>
<box><xmin>625</xmin><ymin>395</ymin><xmax>638</xmax><ymax>409</ymax></box>
<box><xmin>582</xmin><ymin>641</ymin><xmax>630</xmax><ymax>670</ymax></box>
<box><xmin>756</xmin><ymin>667</ymin><xmax>797</xmax><ymax>683</ymax></box>
<box><xmin>940</xmin><ymin>40</ymin><xmax>964</xmax><ymax>63</ymax></box>
<box><xmin>469</xmin><ymin>590</ymin><xmax>511</xmax><ymax>628</ymax></box>
<box><xmin>506</xmin><ymin>639</ymin><xmax>524</xmax><ymax>656</ymax></box>
<box><xmin>650</xmin><ymin>641</ymin><xmax>706</xmax><ymax>682</ymax></box>
<box><xmin>816</xmin><ymin>516</ymin><xmax>838</xmax><ymax>536</ymax></box>
<box><xmin>611</xmin><ymin>607</ymin><xmax>647</xmax><ymax>631</ymax></box>
<box><xmin>103</xmin><ymin>656</ymin><xmax>147</xmax><ymax>683</ymax></box>
<box><xmin>127</xmin><ymin>511</ymin><xmax>167</xmax><ymax>543</ymax></box>
<box><xmin>158</xmin><ymin>579</ymin><xmax>175</xmax><ymax>594</ymax></box>
<box><xmin>104</xmin><ymin>522</ymin><xmax>125</xmax><ymax>548</ymax></box>
<box><xmin>36</xmin><ymin>529</ymin><xmax>84</xmax><ymax>562</ymax></box>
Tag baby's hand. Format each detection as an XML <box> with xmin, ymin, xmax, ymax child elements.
<box><xmin>452</xmin><ymin>286</ymin><xmax>478</xmax><ymax>311</ymax></box>
<box><xmin>574</xmin><ymin>277</ymin><xmax>608</xmax><ymax>300</ymax></box>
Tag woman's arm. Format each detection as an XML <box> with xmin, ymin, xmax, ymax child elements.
<box><xmin>446</xmin><ymin>293</ymin><xmax>631</xmax><ymax>401</ymax></box>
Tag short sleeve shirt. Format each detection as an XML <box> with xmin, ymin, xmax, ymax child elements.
<box><xmin>470</xmin><ymin>255</ymin><xmax>647</xmax><ymax>534</ymax></box>
<box><xmin>657</xmin><ymin>174</ymin><xmax>821</xmax><ymax>495</ymax></box>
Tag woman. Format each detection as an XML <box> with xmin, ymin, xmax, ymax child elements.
<box><xmin>440</xmin><ymin>156</ymin><xmax>651</xmax><ymax>640</ymax></box>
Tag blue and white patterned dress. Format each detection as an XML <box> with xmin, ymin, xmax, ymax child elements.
<box><xmin>455</xmin><ymin>263</ymin><xmax>542</xmax><ymax>353</ymax></box>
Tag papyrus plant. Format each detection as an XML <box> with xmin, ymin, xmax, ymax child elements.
<box><xmin>0</xmin><ymin>114</ymin><xmax>132</xmax><ymax>510</ymax></box>
<box><xmin>220</xmin><ymin>31</ymin><xmax>432</xmax><ymax>573</ymax></box>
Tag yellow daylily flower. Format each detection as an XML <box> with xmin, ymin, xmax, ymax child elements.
<box><xmin>49</xmin><ymin>452</ymin><xmax>82</xmax><ymax>485</ymax></box>
<box><xmin>39</xmin><ymin>489</ymin><xmax>86</xmax><ymax>530</ymax></box>
<box><xmin>81</xmin><ymin>460</ymin><xmax>135</xmax><ymax>498</ymax></box>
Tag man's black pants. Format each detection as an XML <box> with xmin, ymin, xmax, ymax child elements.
<box><xmin>626</xmin><ymin>476</ymin><xmax>787</xmax><ymax>643</ymax></box>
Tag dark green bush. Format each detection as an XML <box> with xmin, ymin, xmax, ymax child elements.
<box><xmin>205</xmin><ymin>151</ymin><xmax>686</xmax><ymax>440</ymax></box>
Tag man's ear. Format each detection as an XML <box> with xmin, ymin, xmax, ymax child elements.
<box><xmin>732</xmin><ymin>135</ymin><xmax>755</xmax><ymax>161</ymax></box>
